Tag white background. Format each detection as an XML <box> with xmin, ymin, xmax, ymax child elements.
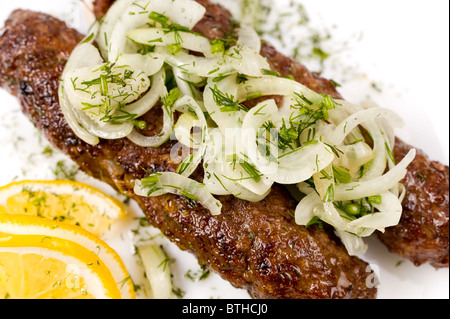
<box><xmin>0</xmin><ymin>0</ymin><xmax>448</xmax><ymax>299</ymax></box>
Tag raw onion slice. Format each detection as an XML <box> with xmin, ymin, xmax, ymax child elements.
<box><xmin>122</xmin><ymin>69</ymin><xmax>166</xmax><ymax>117</ymax></box>
<box><xmin>241</xmin><ymin>99</ymin><xmax>279</xmax><ymax>176</ymax></box>
<box><xmin>59</xmin><ymin>88</ymin><xmax>100</xmax><ymax>145</ymax></box>
<box><xmin>202</xmin><ymin>129</ymin><xmax>272</xmax><ymax>201</ymax></box>
<box><xmin>203</xmin><ymin>75</ymin><xmax>245</xmax><ymax>131</ymax></box>
<box><xmin>347</xmin><ymin>192</ymin><xmax>403</xmax><ymax>234</ymax></box>
<box><xmin>336</xmin><ymin>231</ymin><xmax>368</xmax><ymax>256</ymax></box>
<box><xmin>275</xmin><ymin>142</ymin><xmax>335</xmax><ymax>184</ymax></box>
<box><xmin>327</xmin><ymin>107</ymin><xmax>404</xmax><ymax>146</ymax></box>
<box><xmin>59</xmin><ymin>43</ymin><xmax>104</xmax><ymax>145</ymax></box>
<box><xmin>64</xmin><ymin>64</ymin><xmax>150</xmax><ymax>117</ymax></box>
<box><xmin>108</xmin><ymin>0</ymin><xmax>206</xmax><ymax>61</ymax></box>
<box><xmin>161</xmin><ymin>45</ymin><xmax>270</xmax><ymax>77</ymax></box>
<box><xmin>97</xmin><ymin>0</ymin><xmax>135</xmax><ymax>59</ymax></box>
<box><xmin>127</xmin><ymin>110</ymin><xmax>172</xmax><ymax>148</ymax></box>
<box><xmin>134</xmin><ymin>172</ymin><xmax>222</xmax><ymax>215</ymax></box>
<box><xmin>71</xmin><ymin>104</ymin><xmax>135</xmax><ymax>140</ymax></box>
<box><xmin>172</xmin><ymin>67</ymin><xmax>204</xmax><ymax>101</ymax></box>
<box><xmin>294</xmin><ymin>192</ymin><xmax>323</xmax><ymax>226</ymax></box>
<box><xmin>236</xmin><ymin>76</ymin><xmax>323</xmax><ymax>107</ymax></box>
<box><xmin>203</xmin><ymin>161</ymin><xmax>271</xmax><ymax>202</ymax></box>
<box><xmin>172</xmin><ymin>96</ymin><xmax>208</xmax><ymax>177</ymax></box>
<box><xmin>127</xmin><ymin>28</ymin><xmax>214</xmax><ymax>57</ymax></box>
<box><xmin>116</xmin><ymin>53</ymin><xmax>165</xmax><ymax>77</ymax></box>
<box><xmin>334</xmin><ymin>149</ymin><xmax>416</xmax><ymax>201</ymax></box>
<box><xmin>137</xmin><ymin>244</ymin><xmax>172</xmax><ymax>299</ymax></box>
<box><xmin>173</xmin><ymin>113</ymin><xmax>202</xmax><ymax>149</ymax></box>
<box><xmin>237</xmin><ymin>26</ymin><xmax>261</xmax><ymax>53</ymax></box>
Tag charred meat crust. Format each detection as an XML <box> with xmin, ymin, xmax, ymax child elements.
<box><xmin>0</xmin><ymin>7</ymin><xmax>377</xmax><ymax>299</ymax></box>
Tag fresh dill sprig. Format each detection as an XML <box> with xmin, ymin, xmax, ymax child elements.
<box><xmin>210</xmin><ymin>85</ymin><xmax>248</xmax><ymax>112</ymax></box>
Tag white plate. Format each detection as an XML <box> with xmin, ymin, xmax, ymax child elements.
<box><xmin>0</xmin><ymin>0</ymin><xmax>448</xmax><ymax>299</ymax></box>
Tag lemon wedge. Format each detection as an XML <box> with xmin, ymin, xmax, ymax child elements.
<box><xmin>0</xmin><ymin>180</ymin><xmax>126</xmax><ymax>236</ymax></box>
<box><xmin>0</xmin><ymin>214</ymin><xmax>135</xmax><ymax>299</ymax></box>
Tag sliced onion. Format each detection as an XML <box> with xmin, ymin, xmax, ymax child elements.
<box><xmin>334</xmin><ymin>100</ymin><xmax>394</xmax><ymax>180</ymax></box>
<box><xmin>59</xmin><ymin>87</ymin><xmax>100</xmax><ymax>145</ymax></box>
<box><xmin>97</xmin><ymin>0</ymin><xmax>135</xmax><ymax>59</ymax></box>
<box><xmin>173</xmin><ymin>95</ymin><xmax>208</xmax><ymax>136</ymax></box>
<box><xmin>241</xmin><ymin>99</ymin><xmax>279</xmax><ymax>176</ymax></box>
<box><xmin>127</xmin><ymin>28</ymin><xmax>214</xmax><ymax>57</ymax></box>
<box><xmin>108</xmin><ymin>0</ymin><xmax>206</xmax><ymax>61</ymax></box>
<box><xmin>326</xmin><ymin>99</ymin><xmax>392</xmax><ymax>180</ymax></box>
<box><xmin>64</xmin><ymin>64</ymin><xmax>151</xmax><ymax>116</ymax></box>
<box><xmin>59</xmin><ymin>43</ymin><xmax>104</xmax><ymax>145</ymax></box>
<box><xmin>64</xmin><ymin>43</ymin><xmax>103</xmax><ymax>70</ymax></box>
<box><xmin>275</xmin><ymin>142</ymin><xmax>335</xmax><ymax>184</ymax></box>
<box><xmin>228</xmin><ymin>45</ymin><xmax>270</xmax><ymax>77</ymax></box>
<box><xmin>62</xmin><ymin>40</ymin><xmax>160</xmax><ymax>142</ymax></box>
<box><xmin>313</xmin><ymin>165</ymin><xmax>334</xmax><ymax>201</ymax></box>
<box><xmin>296</xmin><ymin>182</ymin><xmax>316</xmax><ymax>196</ymax></box>
<box><xmin>126</xmin><ymin>78</ymin><xmax>171</xmax><ymax>147</ymax></box>
<box><xmin>202</xmin><ymin>132</ymin><xmax>233</xmax><ymax>196</ymax></box>
<box><xmin>359</xmin><ymin>120</ymin><xmax>387</xmax><ymax>181</ymax></box>
<box><xmin>326</xmin><ymin>107</ymin><xmax>403</xmax><ymax>146</ymax></box>
<box><xmin>173</xmin><ymin>113</ymin><xmax>201</xmax><ymax>149</ymax></box>
<box><xmin>203</xmin><ymin>168</ymin><xmax>232</xmax><ymax>196</ymax></box>
<box><xmin>237</xmin><ymin>26</ymin><xmax>261</xmax><ymax>53</ymax></box>
<box><xmin>202</xmin><ymin>129</ymin><xmax>272</xmax><ymax>201</ymax></box>
<box><xmin>203</xmin><ymin>75</ymin><xmax>245</xmax><ymax>131</ymax></box>
<box><xmin>173</xmin><ymin>96</ymin><xmax>208</xmax><ymax>177</ymax></box>
<box><xmin>334</xmin><ymin>149</ymin><xmax>416</xmax><ymax>201</ymax></box>
<box><xmin>229</xmin><ymin>180</ymin><xmax>271</xmax><ymax>202</ymax></box>
<box><xmin>72</xmin><ymin>105</ymin><xmax>135</xmax><ymax>140</ymax></box>
<box><xmin>294</xmin><ymin>192</ymin><xmax>323</xmax><ymax>226</ymax></box>
<box><xmin>237</xmin><ymin>76</ymin><xmax>323</xmax><ymax>107</ymax></box>
<box><xmin>172</xmin><ymin>67</ymin><xmax>204</xmax><ymax>101</ymax></box>
<box><xmin>295</xmin><ymin>190</ymin><xmax>403</xmax><ymax>256</ymax></box>
<box><xmin>222</xmin><ymin>159</ymin><xmax>274</xmax><ymax>197</ymax></box>
<box><xmin>144</xmin><ymin>0</ymin><xmax>206</xmax><ymax>30</ymax></box>
<box><xmin>333</xmin><ymin>142</ymin><xmax>375</xmax><ymax>178</ymax></box>
<box><xmin>122</xmin><ymin>69</ymin><xmax>166</xmax><ymax>117</ymax></box>
<box><xmin>134</xmin><ymin>172</ymin><xmax>222</xmax><ymax>215</ymax></box>
<box><xmin>161</xmin><ymin>45</ymin><xmax>270</xmax><ymax>77</ymax></box>
<box><xmin>320</xmin><ymin>201</ymin><xmax>349</xmax><ymax>230</ymax></box>
<box><xmin>204</xmin><ymin>162</ymin><xmax>271</xmax><ymax>201</ymax></box>
<box><xmin>347</xmin><ymin>191</ymin><xmax>403</xmax><ymax>233</ymax></box>
<box><xmin>137</xmin><ymin>243</ymin><xmax>172</xmax><ymax>299</ymax></box>
<box><xmin>116</xmin><ymin>53</ymin><xmax>165</xmax><ymax>77</ymax></box>
<box><xmin>127</xmin><ymin>117</ymin><xmax>172</xmax><ymax>148</ymax></box>
<box><xmin>336</xmin><ymin>230</ymin><xmax>368</xmax><ymax>256</ymax></box>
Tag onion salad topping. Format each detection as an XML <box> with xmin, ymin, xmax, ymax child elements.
<box><xmin>59</xmin><ymin>0</ymin><xmax>416</xmax><ymax>255</ymax></box>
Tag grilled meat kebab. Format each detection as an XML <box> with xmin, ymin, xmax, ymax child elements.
<box><xmin>0</xmin><ymin>0</ymin><xmax>447</xmax><ymax>299</ymax></box>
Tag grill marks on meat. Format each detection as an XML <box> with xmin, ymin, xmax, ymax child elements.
<box><xmin>0</xmin><ymin>8</ymin><xmax>377</xmax><ymax>299</ymax></box>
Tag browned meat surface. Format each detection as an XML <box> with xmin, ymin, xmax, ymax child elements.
<box><xmin>0</xmin><ymin>6</ymin><xmax>377</xmax><ymax>299</ymax></box>
<box><xmin>378</xmin><ymin>139</ymin><xmax>449</xmax><ymax>268</ymax></box>
<box><xmin>93</xmin><ymin>0</ymin><xmax>114</xmax><ymax>20</ymax></box>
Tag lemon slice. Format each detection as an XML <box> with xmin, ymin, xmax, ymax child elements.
<box><xmin>0</xmin><ymin>214</ymin><xmax>135</xmax><ymax>299</ymax></box>
<box><xmin>0</xmin><ymin>180</ymin><xmax>126</xmax><ymax>236</ymax></box>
